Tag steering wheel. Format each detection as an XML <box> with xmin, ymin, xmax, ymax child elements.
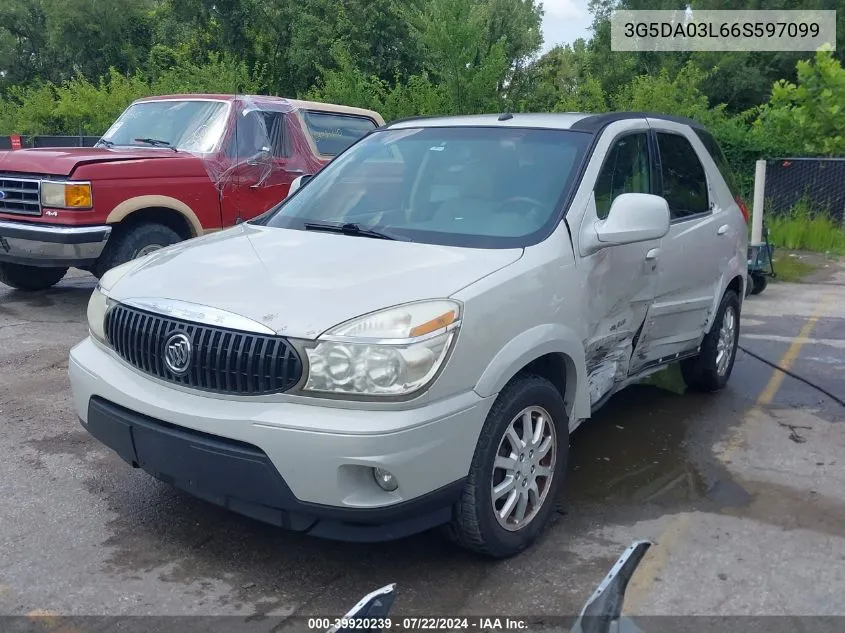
<box><xmin>494</xmin><ymin>197</ymin><xmax>546</xmax><ymax>215</ymax></box>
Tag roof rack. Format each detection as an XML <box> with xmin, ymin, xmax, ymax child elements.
<box><xmin>571</xmin><ymin>111</ymin><xmax>706</xmax><ymax>133</ymax></box>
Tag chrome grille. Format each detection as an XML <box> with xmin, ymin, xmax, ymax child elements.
<box><xmin>0</xmin><ymin>175</ymin><xmax>41</xmax><ymax>216</ymax></box>
<box><xmin>105</xmin><ymin>303</ymin><xmax>303</xmax><ymax>395</ymax></box>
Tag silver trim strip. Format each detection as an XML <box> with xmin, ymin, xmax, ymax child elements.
<box><xmin>120</xmin><ymin>297</ymin><xmax>277</xmax><ymax>335</ymax></box>
<box><xmin>0</xmin><ymin>220</ymin><xmax>110</xmax><ymax>239</ymax></box>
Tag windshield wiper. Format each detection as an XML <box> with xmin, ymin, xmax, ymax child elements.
<box><xmin>134</xmin><ymin>138</ymin><xmax>178</xmax><ymax>152</ymax></box>
<box><xmin>303</xmin><ymin>222</ymin><xmax>406</xmax><ymax>241</ymax></box>
<box><xmin>95</xmin><ymin>139</ymin><xmax>114</xmax><ymax>148</ymax></box>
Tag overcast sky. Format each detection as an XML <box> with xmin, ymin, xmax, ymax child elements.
<box><xmin>540</xmin><ymin>0</ymin><xmax>593</xmax><ymax>52</ymax></box>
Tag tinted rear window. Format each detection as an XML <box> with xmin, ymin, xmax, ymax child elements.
<box><xmin>656</xmin><ymin>132</ymin><xmax>709</xmax><ymax>219</ymax></box>
<box><xmin>303</xmin><ymin>111</ymin><xmax>377</xmax><ymax>155</ymax></box>
<box><xmin>695</xmin><ymin>129</ymin><xmax>740</xmax><ymax>198</ymax></box>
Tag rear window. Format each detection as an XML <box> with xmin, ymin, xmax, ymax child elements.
<box><xmin>303</xmin><ymin>111</ymin><xmax>377</xmax><ymax>156</ymax></box>
<box><xmin>695</xmin><ymin>129</ymin><xmax>740</xmax><ymax>198</ymax></box>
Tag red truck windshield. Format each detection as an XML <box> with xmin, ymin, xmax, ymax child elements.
<box><xmin>98</xmin><ymin>99</ymin><xmax>229</xmax><ymax>153</ymax></box>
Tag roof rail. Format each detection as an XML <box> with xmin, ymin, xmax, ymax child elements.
<box><xmin>384</xmin><ymin>113</ymin><xmax>454</xmax><ymax>127</ymax></box>
<box><xmin>571</xmin><ymin>111</ymin><xmax>706</xmax><ymax>133</ymax></box>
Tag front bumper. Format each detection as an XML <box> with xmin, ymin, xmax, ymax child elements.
<box><xmin>0</xmin><ymin>220</ymin><xmax>111</xmax><ymax>267</ymax></box>
<box><xmin>69</xmin><ymin>337</ymin><xmax>492</xmax><ymax>542</ymax></box>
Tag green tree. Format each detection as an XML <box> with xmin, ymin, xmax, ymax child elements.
<box><xmin>754</xmin><ymin>49</ymin><xmax>845</xmax><ymax>156</ymax></box>
<box><xmin>0</xmin><ymin>0</ymin><xmax>155</xmax><ymax>89</ymax></box>
<box><xmin>403</xmin><ymin>0</ymin><xmax>510</xmax><ymax>114</ymax></box>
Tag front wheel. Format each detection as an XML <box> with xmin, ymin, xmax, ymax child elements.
<box><xmin>680</xmin><ymin>289</ymin><xmax>740</xmax><ymax>392</ymax></box>
<box><xmin>0</xmin><ymin>263</ymin><xmax>68</xmax><ymax>291</ymax></box>
<box><xmin>92</xmin><ymin>222</ymin><xmax>181</xmax><ymax>278</ymax></box>
<box><xmin>443</xmin><ymin>374</ymin><xmax>569</xmax><ymax>558</ymax></box>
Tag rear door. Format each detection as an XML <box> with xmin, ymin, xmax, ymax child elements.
<box><xmin>633</xmin><ymin>120</ymin><xmax>725</xmax><ymax>368</ymax></box>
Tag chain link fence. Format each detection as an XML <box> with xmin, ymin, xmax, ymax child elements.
<box><xmin>765</xmin><ymin>158</ymin><xmax>845</xmax><ymax>225</ymax></box>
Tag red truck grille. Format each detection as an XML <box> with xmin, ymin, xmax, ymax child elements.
<box><xmin>0</xmin><ymin>175</ymin><xmax>41</xmax><ymax>216</ymax></box>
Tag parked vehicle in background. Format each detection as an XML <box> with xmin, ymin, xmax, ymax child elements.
<box><xmin>0</xmin><ymin>94</ymin><xmax>384</xmax><ymax>290</ymax></box>
<box><xmin>70</xmin><ymin>112</ymin><xmax>747</xmax><ymax>558</ymax></box>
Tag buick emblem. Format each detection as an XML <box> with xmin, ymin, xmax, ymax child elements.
<box><xmin>0</xmin><ymin>191</ymin><xmax>6</xmax><ymax>201</ymax></box>
<box><xmin>163</xmin><ymin>332</ymin><xmax>192</xmax><ymax>375</ymax></box>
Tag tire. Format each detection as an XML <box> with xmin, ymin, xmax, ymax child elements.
<box><xmin>443</xmin><ymin>374</ymin><xmax>569</xmax><ymax>558</ymax></box>
<box><xmin>0</xmin><ymin>263</ymin><xmax>68</xmax><ymax>291</ymax></box>
<box><xmin>92</xmin><ymin>222</ymin><xmax>181</xmax><ymax>278</ymax></box>
<box><xmin>750</xmin><ymin>273</ymin><xmax>768</xmax><ymax>295</ymax></box>
<box><xmin>680</xmin><ymin>289</ymin><xmax>740</xmax><ymax>392</ymax></box>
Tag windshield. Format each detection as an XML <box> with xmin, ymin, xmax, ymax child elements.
<box><xmin>99</xmin><ymin>100</ymin><xmax>229</xmax><ymax>152</ymax></box>
<box><xmin>259</xmin><ymin>126</ymin><xmax>591</xmax><ymax>248</ymax></box>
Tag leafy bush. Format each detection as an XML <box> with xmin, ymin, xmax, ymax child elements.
<box><xmin>767</xmin><ymin>197</ymin><xmax>845</xmax><ymax>255</ymax></box>
<box><xmin>754</xmin><ymin>49</ymin><xmax>845</xmax><ymax>157</ymax></box>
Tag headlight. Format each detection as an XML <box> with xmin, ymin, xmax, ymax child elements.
<box><xmin>41</xmin><ymin>181</ymin><xmax>93</xmax><ymax>209</ymax></box>
<box><xmin>86</xmin><ymin>285</ymin><xmax>110</xmax><ymax>344</ymax></box>
<box><xmin>303</xmin><ymin>300</ymin><xmax>461</xmax><ymax>397</ymax></box>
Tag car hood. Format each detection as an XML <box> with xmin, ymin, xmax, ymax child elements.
<box><xmin>106</xmin><ymin>224</ymin><xmax>523</xmax><ymax>338</ymax></box>
<box><xmin>0</xmin><ymin>147</ymin><xmax>184</xmax><ymax>176</ymax></box>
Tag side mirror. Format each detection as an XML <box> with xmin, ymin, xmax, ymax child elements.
<box><xmin>595</xmin><ymin>193</ymin><xmax>670</xmax><ymax>246</ymax></box>
<box><xmin>287</xmin><ymin>173</ymin><xmax>314</xmax><ymax>197</ymax></box>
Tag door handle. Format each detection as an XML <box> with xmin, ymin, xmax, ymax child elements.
<box><xmin>286</xmin><ymin>168</ymin><xmax>305</xmax><ymax>174</ymax></box>
<box><xmin>645</xmin><ymin>248</ymin><xmax>660</xmax><ymax>261</ymax></box>
<box><xmin>717</xmin><ymin>224</ymin><xmax>730</xmax><ymax>235</ymax></box>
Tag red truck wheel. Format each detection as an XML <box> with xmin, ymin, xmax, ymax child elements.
<box><xmin>0</xmin><ymin>263</ymin><xmax>68</xmax><ymax>291</ymax></box>
<box><xmin>93</xmin><ymin>222</ymin><xmax>181</xmax><ymax>278</ymax></box>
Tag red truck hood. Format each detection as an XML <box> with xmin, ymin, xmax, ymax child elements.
<box><xmin>0</xmin><ymin>147</ymin><xmax>184</xmax><ymax>177</ymax></box>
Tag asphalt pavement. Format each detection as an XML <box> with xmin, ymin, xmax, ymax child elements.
<box><xmin>1</xmin><ymin>264</ymin><xmax>844</xmax><ymax>631</ymax></box>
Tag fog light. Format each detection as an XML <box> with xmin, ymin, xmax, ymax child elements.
<box><xmin>373</xmin><ymin>467</ymin><xmax>398</xmax><ymax>492</ymax></box>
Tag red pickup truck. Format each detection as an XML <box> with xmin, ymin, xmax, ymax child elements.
<box><xmin>0</xmin><ymin>94</ymin><xmax>384</xmax><ymax>290</ymax></box>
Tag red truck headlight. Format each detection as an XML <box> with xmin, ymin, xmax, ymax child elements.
<box><xmin>41</xmin><ymin>181</ymin><xmax>93</xmax><ymax>209</ymax></box>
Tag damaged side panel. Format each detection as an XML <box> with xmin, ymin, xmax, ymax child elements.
<box><xmin>580</xmin><ymin>223</ymin><xmax>661</xmax><ymax>408</ymax></box>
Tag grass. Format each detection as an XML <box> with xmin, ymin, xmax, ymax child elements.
<box><xmin>641</xmin><ymin>363</ymin><xmax>687</xmax><ymax>395</ymax></box>
<box><xmin>770</xmin><ymin>254</ymin><xmax>816</xmax><ymax>282</ymax></box>
<box><xmin>765</xmin><ymin>198</ymin><xmax>845</xmax><ymax>255</ymax></box>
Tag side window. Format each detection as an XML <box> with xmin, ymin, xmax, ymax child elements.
<box><xmin>694</xmin><ymin>128</ymin><xmax>741</xmax><ymax>199</ymax></box>
<box><xmin>656</xmin><ymin>132</ymin><xmax>709</xmax><ymax>219</ymax></box>
<box><xmin>594</xmin><ymin>133</ymin><xmax>651</xmax><ymax>220</ymax></box>
<box><xmin>228</xmin><ymin>110</ymin><xmax>288</xmax><ymax>159</ymax></box>
<box><xmin>260</xmin><ymin>111</ymin><xmax>288</xmax><ymax>158</ymax></box>
<box><xmin>302</xmin><ymin>111</ymin><xmax>377</xmax><ymax>156</ymax></box>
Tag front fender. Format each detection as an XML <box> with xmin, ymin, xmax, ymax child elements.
<box><xmin>105</xmin><ymin>195</ymin><xmax>205</xmax><ymax>237</ymax></box>
<box><xmin>473</xmin><ymin>323</ymin><xmax>591</xmax><ymax>425</ymax></box>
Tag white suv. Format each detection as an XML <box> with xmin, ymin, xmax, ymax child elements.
<box><xmin>69</xmin><ymin>112</ymin><xmax>748</xmax><ymax>558</ymax></box>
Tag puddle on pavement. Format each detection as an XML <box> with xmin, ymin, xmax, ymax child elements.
<box><xmin>565</xmin><ymin>371</ymin><xmax>752</xmax><ymax>513</ymax></box>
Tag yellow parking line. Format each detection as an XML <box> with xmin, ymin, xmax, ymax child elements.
<box><xmin>756</xmin><ymin>308</ymin><xmax>825</xmax><ymax>406</ymax></box>
<box><xmin>623</xmin><ymin>294</ymin><xmax>830</xmax><ymax>612</ymax></box>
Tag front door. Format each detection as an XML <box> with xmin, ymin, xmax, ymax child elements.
<box><xmin>634</xmin><ymin>123</ymin><xmax>721</xmax><ymax>368</ymax></box>
<box><xmin>219</xmin><ymin>109</ymin><xmax>302</xmax><ymax>226</ymax></box>
<box><xmin>577</xmin><ymin>124</ymin><xmax>661</xmax><ymax>407</ymax></box>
